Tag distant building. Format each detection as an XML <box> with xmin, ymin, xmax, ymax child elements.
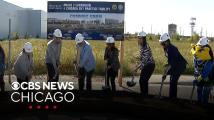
<box><xmin>168</xmin><ymin>24</ymin><xmax>177</xmax><ymax>38</ymax></box>
<box><xmin>0</xmin><ymin>0</ymin><xmax>47</xmax><ymax>39</ymax></box>
<box><xmin>105</xmin><ymin>19</ymin><xmax>119</xmax><ymax>25</ymax></box>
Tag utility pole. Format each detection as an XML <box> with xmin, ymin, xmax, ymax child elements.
<box><xmin>179</xmin><ymin>27</ymin><xmax>182</xmax><ymax>40</ymax></box>
<box><xmin>8</xmin><ymin>18</ymin><xmax>12</xmax><ymax>85</ymax></box>
<box><xmin>151</xmin><ymin>25</ymin><xmax>153</xmax><ymax>34</ymax></box>
<box><xmin>183</xmin><ymin>30</ymin><xmax>184</xmax><ymax>39</ymax></box>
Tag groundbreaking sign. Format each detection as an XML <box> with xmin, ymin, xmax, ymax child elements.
<box><xmin>48</xmin><ymin>1</ymin><xmax>125</xmax><ymax>40</ymax></box>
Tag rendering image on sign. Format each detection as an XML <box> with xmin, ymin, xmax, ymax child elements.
<box><xmin>47</xmin><ymin>1</ymin><xmax>125</xmax><ymax>40</ymax></box>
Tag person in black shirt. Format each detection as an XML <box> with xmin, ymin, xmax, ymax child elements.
<box><xmin>159</xmin><ymin>33</ymin><xmax>187</xmax><ymax>99</ymax></box>
<box><xmin>0</xmin><ymin>44</ymin><xmax>5</xmax><ymax>92</ymax></box>
<box><xmin>104</xmin><ymin>37</ymin><xmax>120</xmax><ymax>91</ymax></box>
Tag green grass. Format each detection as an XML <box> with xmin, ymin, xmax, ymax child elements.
<box><xmin>1</xmin><ymin>38</ymin><xmax>213</xmax><ymax>76</ymax></box>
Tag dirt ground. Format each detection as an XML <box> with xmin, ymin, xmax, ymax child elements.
<box><xmin>3</xmin><ymin>74</ymin><xmax>214</xmax><ymax>103</ymax></box>
<box><xmin>0</xmin><ymin>74</ymin><xmax>213</xmax><ymax>119</ymax></box>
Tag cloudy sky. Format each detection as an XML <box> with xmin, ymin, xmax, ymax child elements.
<box><xmin>4</xmin><ymin>0</ymin><xmax>214</xmax><ymax>36</ymax></box>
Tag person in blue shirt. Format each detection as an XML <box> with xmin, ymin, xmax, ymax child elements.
<box><xmin>0</xmin><ymin>44</ymin><xmax>5</xmax><ymax>92</ymax></box>
<box><xmin>159</xmin><ymin>33</ymin><xmax>187</xmax><ymax>99</ymax></box>
<box><xmin>74</xmin><ymin>33</ymin><xmax>96</xmax><ymax>91</ymax></box>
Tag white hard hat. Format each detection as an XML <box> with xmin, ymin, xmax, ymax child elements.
<box><xmin>24</xmin><ymin>42</ymin><xmax>33</xmax><ymax>53</ymax></box>
<box><xmin>75</xmin><ymin>33</ymin><xmax>84</xmax><ymax>44</ymax></box>
<box><xmin>138</xmin><ymin>31</ymin><xmax>147</xmax><ymax>37</ymax></box>
<box><xmin>197</xmin><ymin>37</ymin><xmax>209</xmax><ymax>46</ymax></box>
<box><xmin>106</xmin><ymin>37</ymin><xmax>115</xmax><ymax>43</ymax></box>
<box><xmin>53</xmin><ymin>29</ymin><xmax>62</xmax><ymax>38</ymax></box>
<box><xmin>159</xmin><ymin>33</ymin><xmax>170</xmax><ymax>42</ymax></box>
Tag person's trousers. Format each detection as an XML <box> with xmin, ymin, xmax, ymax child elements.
<box><xmin>169</xmin><ymin>74</ymin><xmax>181</xmax><ymax>99</ymax></box>
<box><xmin>0</xmin><ymin>74</ymin><xmax>5</xmax><ymax>92</ymax></box>
<box><xmin>106</xmin><ymin>68</ymin><xmax>118</xmax><ymax>91</ymax></box>
<box><xmin>17</xmin><ymin>77</ymin><xmax>29</xmax><ymax>93</ymax></box>
<box><xmin>197</xmin><ymin>85</ymin><xmax>212</xmax><ymax>104</ymax></box>
<box><xmin>46</xmin><ymin>63</ymin><xmax>59</xmax><ymax>82</ymax></box>
<box><xmin>139</xmin><ymin>63</ymin><xmax>155</xmax><ymax>96</ymax></box>
<box><xmin>169</xmin><ymin>65</ymin><xmax>186</xmax><ymax>99</ymax></box>
<box><xmin>78</xmin><ymin>68</ymin><xmax>94</xmax><ymax>91</ymax></box>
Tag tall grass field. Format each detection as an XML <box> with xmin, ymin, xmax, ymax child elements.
<box><xmin>0</xmin><ymin>39</ymin><xmax>213</xmax><ymax>76</ymax></box>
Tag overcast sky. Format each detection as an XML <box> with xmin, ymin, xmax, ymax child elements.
<box><xmin>4</xmin><ymin>0</ymin><xmax>214</xmax><ymax>36</ymax></box>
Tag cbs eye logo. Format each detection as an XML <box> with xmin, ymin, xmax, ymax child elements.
<box><xmin>11</xmin><ymin>82</ymin><xmax>20</xmax><ymax>90</ymax></box>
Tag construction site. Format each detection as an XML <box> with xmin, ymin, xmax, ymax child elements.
<box><xmin>0</xmin><ymin>0</ymin><xmax>214</xmax><ymax>120</ymax></box>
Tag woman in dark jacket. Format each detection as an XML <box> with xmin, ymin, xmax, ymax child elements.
<box><xmin>0</xmin><ymin>44</ymin><xmax>5</xmax><ymax>92</ymax></box>
<box><xmin>104</xmin><ymin>37</ymin><xmax>120</xmax><ymax>91</ymax></box>
<box><xmin>159</xmin><ymin>33</ymin><xmax>187</xmax><ymax>99</ymax></box>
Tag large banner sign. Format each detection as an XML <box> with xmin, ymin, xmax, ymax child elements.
<box><xmin>47</xmin><ymin>1</ymin><xmax>125</xmax><ymax>40</ymax></box>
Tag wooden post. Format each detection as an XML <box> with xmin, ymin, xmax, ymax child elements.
<box><xmin>118</xmin><ymin>19</ymin><xmax>126</xmax><ymax>87</ymax></box>
<box><xmin>118</xmin><ymin>39</ymin><xmax>124</xmax><ymax>87</ymax></box>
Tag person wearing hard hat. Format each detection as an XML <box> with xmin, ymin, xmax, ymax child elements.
<box><xmin>135</xmin><ymin>31</ymin><xmax>155</xmax><ymax>97</ymax></box>
<box><xmin>159</xmin><ymin>33</ymin><xmax>187</xmax><ymax>99</ymax></box>
<box><xmin>73</xmin><ymin>33</ymin><xmax>95</xmax><ymax>91</ymax></box>
<box><xmin>45</xmin><ymin>29</ymin><xmax>62</xmax><ymax>82</ymax></box>
<box><xmin>104</xmin><ymin>37</ymin><xmax>120</xmax><ymax>91</ymax></box>
<box><xmin>191</xmin><ymin>37</ymin><xmax>214</xmax><ymax>61</ymax></box>
<box><xmin>0</xmin><ymin>44</ymin><xmax>5</xmax><ymax>92</ymax></box>
<box><xmin>191</xmin><ymin>37</ymin><xmax>214</xmax><ymax>104</ymax></box>
<box><xmin>13</xmin><ymin>42</ymin><xmax>33</xmax><ymax>88</ymax></box>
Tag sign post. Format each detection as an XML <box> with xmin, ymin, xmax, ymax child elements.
<box><xmin>118</xmin><ymin>40</ymin><xmax>124</xmax><ymax>87</ymax></box>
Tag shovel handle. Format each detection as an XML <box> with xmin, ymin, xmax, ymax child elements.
<box><xmin>190</xmin><ymin>77</ymin><xmax>198</xmax><ymax>102</ymax></box>
<box><xmin>159</xmin><ymin>78</ymin><xmax>165</xmax><ymax>98</ymax></box>
<box><xmin>190</xmin><ymin>85</ymin><xmax>195</xmax><ymax>102</ymax></box>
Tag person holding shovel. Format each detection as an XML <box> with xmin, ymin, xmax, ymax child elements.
<box><xmin>191</xmin><ymin>37</ymin><xmax>214</xmax><ymax>104</ymax></box>
<box><xmin>73</xmin><ymin>33</ymin><xmax>95</xmax><ymax>91</ymax></box>
<box><xmin>135</xmin><ymin>31</ymin><xmax>155</xmax><ymax>97</ymax></box>
<box><xmin>159</xmin><ymin>33</ymin><xmax>187</xmax><ymax>99</ymax></box>
<box><xmin>45</xmin><ymin>29</ymin><xmax>62</xmax><ymax>82</ymax></box>
<box><xmin>13</xmin><ymin>42</ymin><xmax>33</xmax><ymax>89</ymax></box>
<box><xmin>103</xmin><ymin>37</ymin><xmax>120</xmax><ymax>91</ymax></box>
<box><xmin>0</xmin><ymin>44</ymin><xmax>6</xmax><ymax>92</ymax></box>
